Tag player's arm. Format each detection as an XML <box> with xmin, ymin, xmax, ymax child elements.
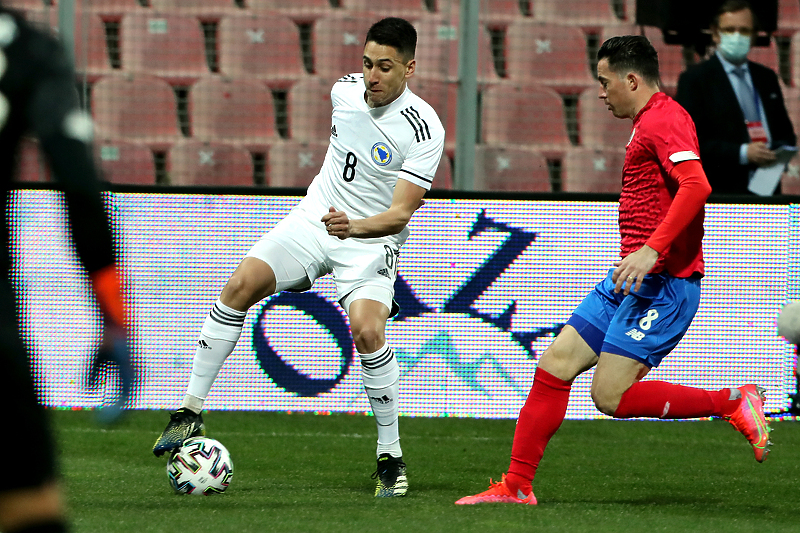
<box><xmin>322</xmin><ymin>178</ymin><xmax>426</xmax><ymax>240</ymax></box>
<box><xmin>613</xmin><ymin>160</ymin><xmax>711</xmax><ymax>293</ymax></box>
<box><xmin>27</xmin><ymin>33</ymin><xmax>124</xmax><ymax>326</ymax></box>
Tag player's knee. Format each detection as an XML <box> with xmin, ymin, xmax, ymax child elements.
<box><xmin>350</xmin><ymin>323</ymin><xmax>384</xmax><ymax>354</ymax></box>
<box><xmin>590</xmin><ymin>384</ymin><xmax>620</xmax><ymax>416</ymax></box>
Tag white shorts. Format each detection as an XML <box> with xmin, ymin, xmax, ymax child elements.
<box><xmin>245</xmin><ymin>210</ymin><xmax>399</xmax><ymax>314</ymax></box>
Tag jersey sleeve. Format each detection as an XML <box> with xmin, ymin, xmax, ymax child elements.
<box><xmin>24</xmin><ymin>26</ymin><xmax>115</xmax><ymax>273</ymax></box>
<box><xmin>647</xmin><ymin>107</ymin><xmax>701</xmax><ymax>177</ymax></box>
<box><xmin>398</xmin><ymin>103</ymin><xmax>445</xmax><ymax>191</ymax></box>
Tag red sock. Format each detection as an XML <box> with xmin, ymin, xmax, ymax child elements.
<box><xmin>614</xmin><ymin>380</ymin><xmax>738</xmax><ymax>419</ymax></box>
<box><xmin>506</xmin><ymin>368</ymin><xmax>572</xmax><ymax>495</ymax></box>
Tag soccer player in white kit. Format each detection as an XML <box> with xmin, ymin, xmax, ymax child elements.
<box><xmin>153</xmin><ymin>17</ymin><xmax>445</xmax><ymax>498</ymax></box>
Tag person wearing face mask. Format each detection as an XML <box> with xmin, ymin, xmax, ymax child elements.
<box><xmin>676</xmin><ymin>0</ymin><xmax>796</xmax><ymax>195</ymax></box>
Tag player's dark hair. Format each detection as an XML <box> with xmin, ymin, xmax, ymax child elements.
<box><xmin>713</xmin><ymin>0</ymin><xmax>759</xmax><ymax>30</ymax></box>
<box><xmin>597</xmin><ymin>35</ymin><xmax>660</xmax><ymax>87</ymax></box>
<box><xmin>365</xmin><ymin>17</ymin><xmax>417</xmax><ymax>60</ymax></box>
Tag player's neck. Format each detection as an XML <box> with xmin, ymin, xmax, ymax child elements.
<box><xmin>629</xmin><ymin>87</ymin><xmax>660</xmax><ymax>120</ymax></box>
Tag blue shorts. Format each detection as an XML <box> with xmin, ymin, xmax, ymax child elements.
<box><xmin>566</xmin><ymin>269</ymin><xmax>701</xmax><ymax>368</ymax></box>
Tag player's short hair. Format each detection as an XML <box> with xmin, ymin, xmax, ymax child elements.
<box><xmin>713</xmin><ymin>0</ymin><xmax>758</xmax><ymax>30</ymax></box>
<box><xmin>365</xmin><ymin>17</ymin><xmax>417</xmax><ymax>60</ymax></box>
<box><xmin>597</xmin><ymin>35</ymin><xmax>660</xmax><ymax>87</ymax></box>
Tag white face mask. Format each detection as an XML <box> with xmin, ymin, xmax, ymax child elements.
<box><xmin>718</xmin><ymin>32</ymin><xmax>751</xmax><ymax>64</ymax></box>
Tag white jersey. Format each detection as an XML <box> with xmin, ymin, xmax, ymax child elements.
<box><xmin>294</xmin><ymin>73</ymin><xmax>445</xmax><ymax>247</ymax></box>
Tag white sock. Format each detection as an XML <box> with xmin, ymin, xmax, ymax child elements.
<box><xmin>360</xmin><ymin>343</ymin><xmax>402</xmax><ymax>458</ymax></box>
<box><xmin>183</xmin><ymin>299</ymin><xmax>246</xmax><ymax>411</ymax></box>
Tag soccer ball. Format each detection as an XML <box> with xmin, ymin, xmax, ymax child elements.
<box><xmin>167</xmin><ymin>437</ymin><xmax>234</xmax><ymax>495</ymax></box>
<box><xmin>778</xmin><ymin>300</ymin><xmax>800</xmax><ymax>345</ymax></box>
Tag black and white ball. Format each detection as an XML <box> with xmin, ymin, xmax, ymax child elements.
<box><xmin>167</xmin><ymin>437</ymin><xmax>234</xmax><ymax>495</ymax></box>
<box><xmin>778</xmin><ymin>300</ymin><xmax>800</xmax><ymax>345</ymax></box>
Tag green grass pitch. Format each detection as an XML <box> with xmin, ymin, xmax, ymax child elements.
<box><xmin>53</xmin><ymin>410</ymin><xmax>800</xmax><ymax>533</ymax></box>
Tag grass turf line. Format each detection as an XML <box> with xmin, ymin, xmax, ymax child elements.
<box><xmin>52</xmin><ymin>410</ymin><xmax>800</xmax><ymax>533</ymax></box>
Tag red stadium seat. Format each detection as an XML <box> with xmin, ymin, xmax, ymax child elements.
<box><xmin>92</xmin><ymin>75</ymin><xmax>182</xmax><ymax>150</ymax></box>
<box><xmin>432</xmin><ymin>153</ymin><xmax>452</xmax><ymax>189</ymax></box>
<box><xmin>14</xmin><ymin>138</ymin><xmax>49</xmax><ymax>183</ymax></box>
<box><xmin>413</xmin><ymin>15</ymin><xmax>498</xmax><ymax>82</ymax></box>
<box><xmin>533</xmin><ymin>0</ymin><xmax>620</xmax><ymax>27</ymax></box>
<box><xmin>246</xmin><ymin>0</ymin><xmax>334</xmax><ymax>22</ymax></box>
<box><xmin>96</xmin><ymin>140</ymin><xmax>157</xmax><ymax>185</ymax></box>
<box><xmin>217</xmin><ymin>14</ymin><xmax>305</xmax><ymax>89</ymax></box>
<box><xmin>641</xmin><ymin>26</ymin><xmax>691</xmax><ymax>92</ymax></box>
<box><xmin>482</xmin><ymin>83</ymin><xmax>570</xmax><ymax>154</ymax></box>
<box><xmin>480</xmin><ymin>0</ymin><xmax>529</xmax><ymax>28</ymax></box>
<box><xmin>561</xmin><ymin>147</ymin><xmax>625</xmax><ymax>193</ymax></box>
<box><xmin>778</xmin><ymin>0</ymin><xmax>800</xmax><ymax>31</ymax></box>
<box><xmin>312</xmin><ymin>12</ymin><xmax>379</xmax><ymax>82</ymax></box>
<box><xmin>288</xmin><ymin>76</ymin><xmax>332</xmax><ymax>142</ymax></box>
<box><xmin>189</xmin><ymin>76</ymin><xmax>279</xmax><ymax>152</ymax></box>
<box><xmin>120</xmin><ymin>13</ymin><xmax>210</xmax><ymax>85</ymax></box>
<box><xmin>749</xmin><ymin>37</ymin><xmax>779</xmax><ymax>73</ymax></box>
<box><xmin>339</xmin><ymin>0</ymin><xmax>429</xmax><ymax>18</ymax></box>
<box><xmin>267</xmin><ymin>140</ymin><xmax>328</xmax><ymax>187</ymax></box>
<box><xmin>506</xmin><ymin>21</ymin><xmax>595</xmax><ymax>92</ymax></box>
<box><xmin>168</xmin><ymin>140</ymin><xmax>254</xmax><ymax>186</ymax></box>
<box><xmin>76</xmin><ymin>0</ymin><xmax>142</xmax><ymax>19</ymax></box>
<box><xmin>73</xmin><ymin>12</ymin><xmax>113</xmax><ymax>82</ymax></box>
<box><xmin>408</xmin><ymin>78</ymin><xmax>457</xmax><ymax>153</ymax></box>
<box><xmin>148</xmin><ymin>0</ymin><xmax>241</xmax><ymax>20</ymax></box>
<box><xmin>473</xmin><ymin>145</ymin><xmax>551</xmax><ymax>192</ymax></box>
<box><xmin>578</xmin><ymin>86</ymin><xmax>632</xmax><ymax>149</ymax></box>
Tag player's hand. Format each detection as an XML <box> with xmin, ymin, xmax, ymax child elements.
<box><xmin>746</xmin><ymin>142</ymin><xmax>777</xmax><ymax>166</ymax></box>
<box><xmin>611</xmin><ymin>245</ymin><xmax>659</xmax><ymax>295</ymax></box>
<box><xmin>321</xmin><ymin>206</ymin><xmax>352</xmax><ymax>240</ymax></box>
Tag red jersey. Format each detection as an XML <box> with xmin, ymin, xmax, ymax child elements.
<box><xmin>620</xmin><ymin>92</ymin><xmax>705</xmax><ymax>278</ymax></box>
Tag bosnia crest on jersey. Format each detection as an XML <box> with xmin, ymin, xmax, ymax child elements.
<box><xmin>371</xmin><ymin>142</ymin><xmax>392</xmax><ymax>166</ymax></box>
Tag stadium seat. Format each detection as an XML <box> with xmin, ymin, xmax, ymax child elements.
<box><xmin>288</xmin><ymin>76</ymin><xmax>332</xmax><ymax>142</ymax></box>
<box><xmin>92</xmin><ymin>75</ymin><xmax>182</xmax><ymax>150</ymax></box>
<box><xmin>641</xmin><ymin>26</ymin><xmax>690</xmax><ymax>93</ymax></box>
<box><xmin>217</xmin><ymin>14</ymin><xmax>305</xmax><ymax>89</ymax></box>
<box><xmin>561</xmin><ymin>147</ymin><xmax>625</xmax><ymax>193</ymax></box>
<box><xmin>246</xmin><ymin>0</ymin><xmax>334</xmax><ymax>23</ymax></box>
<box><xmin>413</xmin><ymin>15</ymin><xmax>498</xmax><ymax>82</ymax></box>
<box><xmin>480</xmin><ymin>0</ymin><xmax>529</xmax><ymax>28</ymax></box>
<box><xmin>481</xmin><ymin>83</ymin><xmax>570</xmax><ymax>155</ymax></box>
<box><xmin>339</xmin><ymin>0</ymin><xmax>429</xmax><ymax>18</ymax></box>
<box><xmin>120</xmin><ymin>13</ymin><xmax>210</xmax><ymax>85</ymax></box>
<box><xmin>148</xmin><ymin>0</ymin><xmax>241</xmax><ymax>20</ymax></box>
<box><xmin>96</xmin><ymin>140</ymin><xmax>157</xmax><ymax>184</ymax></box>
<box><xmin>77</xmin><ymin>0</ymin><xmax>142</xmax><ymax>19</ymax></box>
<box><xmin>267</xmin><ymin>140</ymin><xmax>328</xmax><ymax>187</ymax></box>
<box><xmin>505</xmin><ymin>21</ymin><xmax>595</xmax><ymax>92</ymax></box>
<box><xmin>408</xmin><ymin>78</ymin><xmax>457</xmax><ymax>154</ymax></box>
<box><xmin>778</xmin><ymin>0</ymin><xmax>800</xmax><ymax>31</ymax></box>
<box><xmin>533</xmin><ymin>0</ymin><xmax>620</xmax><ymax>27</ymax></box>
<box><xmin>577</xmin><ymin>86</ymin><xmax>632</xmax><ymax>149</ymax></box>
<box><xmin>312</xmin><ymin>12</ymin><xmax>380</xmax><ymax>82</ymax></box>
<box><xmin>14</xmin><ymin>138</ymin><xmax>49</xmax><ymax>183</ymax></box>
<box><xmin>749</xmin><ymin>37</ymin><xmax>779</xmax><ymax>73</ymax></box>
<box><xmin>473</xmin><ymin>145</ymin><xmax>551</xmax><ymax>192</ymax></box>
<box><xmin>189</xmin><ymin>76</ymin><xmax>278</xmax><ymax>152</ymax></box>
<box><xmin>4</xmin><ymin>0</ymin><xmax>51</xmax><ymax>12</ymax></box>
<box><xmin>73</xmin><ymin>12</ymin><xmax>114</xmax><ymax>82</ymax></box>
<box><xmin>168</xmin><ymin>140</ymin><xmax>254</xmax><ymax>186</ymax></box>
<box><xmin>432</xmin><ymin>153</ymin><xmax>452</xmax><ymax>189</ymax></box>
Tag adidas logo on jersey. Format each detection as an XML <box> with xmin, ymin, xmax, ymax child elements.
<box><xmin>377</xmin><ymin>268</ymin><xmax>391</xmax><ymax>279</ymax></box>
<box><xmin>331</xmin><ymin>124</ymin><xmax>338</xmax><ymax>137</ymax></box>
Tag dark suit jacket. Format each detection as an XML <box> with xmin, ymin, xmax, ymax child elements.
<box><xmin>676</xmin><ymin>54</ymin><xmax>796</xmax><ymax>195</ymax></box>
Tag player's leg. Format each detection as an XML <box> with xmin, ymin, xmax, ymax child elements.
<box><xmin>0</xmin><ymin>280</ymin><xmax>67</xmax><ymax>532</ymax></box>
<box><xmin>457</xmin><ymin>270</ymin><xmax>619</xmax><ymax>505</ymax></box>
<box><xmin>344</xmin><ymin>292</ymin><xmax>408</xmax><ymax>497</ymax></box>
<box><xmin>595</xmin><ymin>274</ymin><xmax>771</xmax><ymax>461</ymax></box>
<box><xmin>154</xmin><ymin>219</ymin><xmax>320</xmax><ymax>456</ymax></box>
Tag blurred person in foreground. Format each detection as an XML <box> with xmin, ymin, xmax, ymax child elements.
<box><xmin>152</xmin><ymin>17</ymin><xmax>444</xmax><ymax>498</ymax></box>
<box><xmin>676</xmin><ymin>0</ymin><xmax>796</xmax><ymax>195</ymax></box>
<box><xmin>456</xmin><ymin>35</ymin><xmax>770</xmax><ymax>506</ymax></box>
<box><xmin>0</xmin><ymin>6</ymin><xmax>131</xmax><ymax>533</ymax></box>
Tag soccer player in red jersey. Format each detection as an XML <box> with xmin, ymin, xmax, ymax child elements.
<box><xmin>456</xmin><ymin>35</ymin><xmax>771</xmax><ymax>506</ymax></box>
